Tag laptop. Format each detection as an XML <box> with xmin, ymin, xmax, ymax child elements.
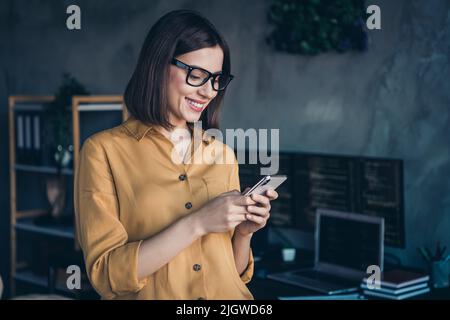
<box><xmin>268</xmin><ymin>209</ymin><xmax>384</xmax><ymax>295</ymax></box>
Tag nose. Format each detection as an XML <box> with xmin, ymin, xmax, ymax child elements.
<box><xmin>197</xmin><ymin>79</ymin><xmax>216</xmax><ymax>99</ymax></box>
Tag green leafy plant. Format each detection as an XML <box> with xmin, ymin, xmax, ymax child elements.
<box><xmin>267</xmin><ymin>0</ymin><xmax>369</xmax><ymax>55</ymax></box>
<box><xmin>43</xmin><ymin>73</ymin><xmax>89</xmax><ymax>168</ymax></box>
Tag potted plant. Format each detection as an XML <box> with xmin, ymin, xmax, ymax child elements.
<box><xmin>41</xmin><ymin>73</ymin><xmax>89</xmax><ymax>222</ymax></box>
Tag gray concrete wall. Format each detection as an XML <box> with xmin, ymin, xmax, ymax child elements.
<box><xmin>1</xmin><ymin>0</ymin><xmax>449</xmax><ymax>286</ymax></box>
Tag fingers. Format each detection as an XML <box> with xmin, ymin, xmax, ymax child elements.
<box><xmin>233</xmin><ymin>195</ymin><xmax>256</xmax><ymax>206</ymax></box>
<box><xmin>230</xmin><ymin>213</ymin><xmax>247</xmax><ymax>223</ymax></box>
<box><xmin>245</xmin><ymin>213</ymin><xmax>268</xmax><ymax>225</ymax></box>
<box><xmin>265</xmin><ymin>189</ymin><xmax>279</xmax><ymax>200</ymax></box>
<box><xmin>223</xmin><ymin>189</ymin><xmax>278</xmax><ymax>202</ymax></box>
<box><xmin>229</xmin><ymin>205</ymin><xmax>252</xmax><ymax>216</ymax></box>
<box><xmin>247</xmin><ymin>205</ymin><xmax>270</xmax><ymax>217</ymax></box>
<box><xmin>250</xmin><ymin>193</ymin><xmax>270</xmax><ymax>208</ymax></box>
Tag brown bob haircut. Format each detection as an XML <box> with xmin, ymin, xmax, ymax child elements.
<box><xmin>124</xmin><ymin>10</ymin><xmax>231</xmax><ymax>130</ymax></box>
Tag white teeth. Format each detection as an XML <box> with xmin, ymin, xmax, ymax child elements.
<box><xmin>186</xmin><ymin>98</ymin><xmax>204</xmax><ymax>109</ymax></box>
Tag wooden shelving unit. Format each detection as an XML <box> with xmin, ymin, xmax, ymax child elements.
<box><xmin>14</xmin><ymin>164</ymin><xmax>74</xmax><ymax>175</ymax></box>
<box><xmin>8</xmin><ymin>95</ymin><xmax>127</xmax><ymax>298</ymax></box>
<box><xmin>15</xmin><ymin>219</ymin><xmax>75</xmax><ymax>239</ymax></box>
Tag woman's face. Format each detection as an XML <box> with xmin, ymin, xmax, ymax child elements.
<box><xmin>166</xmin><ymin>45</ymin><xmax>224</xmax><ymax>128</ymax></box>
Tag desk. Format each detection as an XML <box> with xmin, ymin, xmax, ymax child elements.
<box><xmin>249</xmin><ymin>277</ymin><xmax>450</xmax><ymax>300</ymax></box>
<box><xmin>249</xmin><ymin>278</ymin><xmax>325</xmax><ymax>299</ymax></box>
<box><xmin>249</xmin><ymin>248</ymin><xmax>324</xmax><ymax>299</ymax></box>
<box><xmin>249</xmin><ymin>250</ymin><xmax>450</xmax><ymax>300</ymax></box>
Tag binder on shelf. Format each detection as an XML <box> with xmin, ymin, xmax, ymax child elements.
<box><xmin>32</xmin><ymin>112</ymin><xmax>42</xmax><ymax>165</ymax></box>
<box><xmin>16</xmin><ymin>112</ymin><xmax>25</xmax><ymax>164</ymax></box>
<box><xmin>15</xmin><ymin>110</ymin><xmax>44</xmax><ymax>166</ymax></box>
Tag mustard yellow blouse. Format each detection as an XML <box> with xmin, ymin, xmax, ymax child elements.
<box><xmin>74</xmin><ymin>118</ymin><xmax>254</xmax><ymax>300</ymax></box>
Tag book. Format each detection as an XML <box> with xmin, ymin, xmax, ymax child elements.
<box><xmin>363</xmin><ymin>287</ymin><xmax>430</xmax><ymax>300</ymax></box>
<box><xmin>360</xmin><ymin>282</ymin><xmax>428</xmax><ymax>295</ymax></box>
<box><xmin>363</xmin><ymin>269</ymin><xmax>429</xmax><ymax>289</ymax></box>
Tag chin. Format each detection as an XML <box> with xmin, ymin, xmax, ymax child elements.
<box><xmin>181</xmin><ymin>105</ymin><xmax>205</xmax><ymax>123</ymax></box>
<box><xmin>184</xmin><ymin>113</ymin><xmax>202</xmax><ymax>123</ymax></box>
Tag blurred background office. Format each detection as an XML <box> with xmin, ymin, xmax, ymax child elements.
<box><xmin>0</xmin><ymin>0</ymin><xmax>449</xmax><ymax>299</ymax></box>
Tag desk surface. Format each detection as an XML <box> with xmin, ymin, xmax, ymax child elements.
<box><xmin>248</xmin><ymin>277</ymin><xmax>450</xmax><ymax>300</ymax></box>
<box><xmin>249</xmin><ymin>250</ymin><xmax>450</xmax><ymax>300</ymax></box>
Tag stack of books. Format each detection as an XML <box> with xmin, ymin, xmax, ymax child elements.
<box><xmin>362</xmin><ymin>269</ymin><xmax>430</xmax><ymax>300</ymax></box>
<box><xmin>279</xmin><ymin>293</ymin><xmax>366</xmax><ymax>300</ymax></box>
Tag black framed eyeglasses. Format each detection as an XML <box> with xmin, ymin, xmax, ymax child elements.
<box><xmin>171</xmin><ymin>58</ymin><xmax>234</xmax><ymax>91</ymax></box>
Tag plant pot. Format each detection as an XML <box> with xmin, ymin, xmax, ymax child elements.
<box><xmin>46</xmin><ymin>175</ymin><xmax>67</xmax><ymax>219</ymax></box>
<box><xmin>430</xmin><ymin>261</ymin><xmax>449</xmax><ymax>289</ymax></box>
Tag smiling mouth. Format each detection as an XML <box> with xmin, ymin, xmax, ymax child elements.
<box><xmin>185</xmin><ymin>98</ymin><xmax>206</xmax><ymax>112</ymax></box>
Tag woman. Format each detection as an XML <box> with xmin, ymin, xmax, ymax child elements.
<box><xmin>74</xmin><ymin>10</ymin><xmax>278</xmax><ymax>300</ymax></box>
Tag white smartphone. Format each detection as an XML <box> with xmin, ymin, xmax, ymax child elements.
<box><xmin>243</xmin><ymin>175</ymin><xmax>287</xmax><ymax>197</ymax></box>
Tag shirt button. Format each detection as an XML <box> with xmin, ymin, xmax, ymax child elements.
<box><xmin>178</xmin><ymin>174</ymin><xmax>187</xmax><ymax>181</ymax></box>
<box><xmin>193</xmin><ymin>264</ymin><xmax>201</xmax><ymax>272</ymax></box>
<box><xmin>185</xmin><ymin>202</ymin><xmax>192</xmax><ymax>209</ymax></box>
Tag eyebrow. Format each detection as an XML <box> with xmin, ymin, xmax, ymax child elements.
<box><xmin>189</xmin><ymin>63</ymin><xmax>223</xmax><ymax>75</ymax></box>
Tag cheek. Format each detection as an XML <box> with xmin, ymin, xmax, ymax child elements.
<box><xmin>174</xmin><ymin>73</ymin><xmax>187</xmax><ymax>89</ymax></box>
<box><xmin>168</xmin><ymin>74</ymin><xmax>194</xmax><ymax>100</ymax></box>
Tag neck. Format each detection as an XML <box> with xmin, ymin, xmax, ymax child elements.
<box><xmin>157</xmin><ymin>122</ymin><xmax>191</xmax><ymax>142</ymax></box>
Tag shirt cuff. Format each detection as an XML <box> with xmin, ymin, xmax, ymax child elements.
<box><xmin>239</xmin><ymin>248</ymin><xmax>255</xmax><ymax>284</ymax></box>
<box><xmin>107</xmin><ymin>240</ymin><xmax>148</xmax><ymax>295</ymax></box>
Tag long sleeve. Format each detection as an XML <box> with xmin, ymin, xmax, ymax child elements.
<box><xmin>228</xmin><ymin>155</ymin><xmax>255</xmax><ymax>284</ymax></box>
<box><xmin>74</xmin><ymin>138</ymin><xmax>148</xmax><ymax>299</ymax></box>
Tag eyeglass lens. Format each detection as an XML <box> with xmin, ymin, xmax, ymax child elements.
<box><xmin>187</xmin><ymin>68</ymin><xmax>231</xmax><ymax>90</ymax></box>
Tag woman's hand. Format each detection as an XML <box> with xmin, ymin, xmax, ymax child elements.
<box><xmin>191</xmin><ymin>190</ymin><xmax>257</xmax><ymax>235</ymax></box>
<box><xmin>235</xmin><ymin>189</ymin><xmax>279</xmax><ymax>237</ymax></box>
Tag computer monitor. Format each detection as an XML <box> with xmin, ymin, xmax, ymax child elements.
<box><xmin>238</xmin><ymin>151</ymin><xmax>405</xmax><ymax>248</ymax></box>
<box><xmin>316</xmin><ymin>209</ymin><xmax>385</xmax><ymax>278</ymax></box>
<box><xmin>294</xmin><ymin>154</ymin><xmax>404</xmax><ymax>248</ymax></box>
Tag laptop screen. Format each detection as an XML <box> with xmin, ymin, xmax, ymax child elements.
<box><xmin>317</xmin><ymin>210</ymin><xmax>383</xmax><ymax>273</ymax></box>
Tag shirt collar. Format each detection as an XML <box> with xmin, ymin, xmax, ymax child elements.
<box><xmin>122</xmin><ymin>117</ymin><xmax>156</xmax><ymax>141</ymax></box>
<box><xmin>122</xmin><ymin>117</ymin><xmax>215</xmax><ymax>145</ymax></box>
